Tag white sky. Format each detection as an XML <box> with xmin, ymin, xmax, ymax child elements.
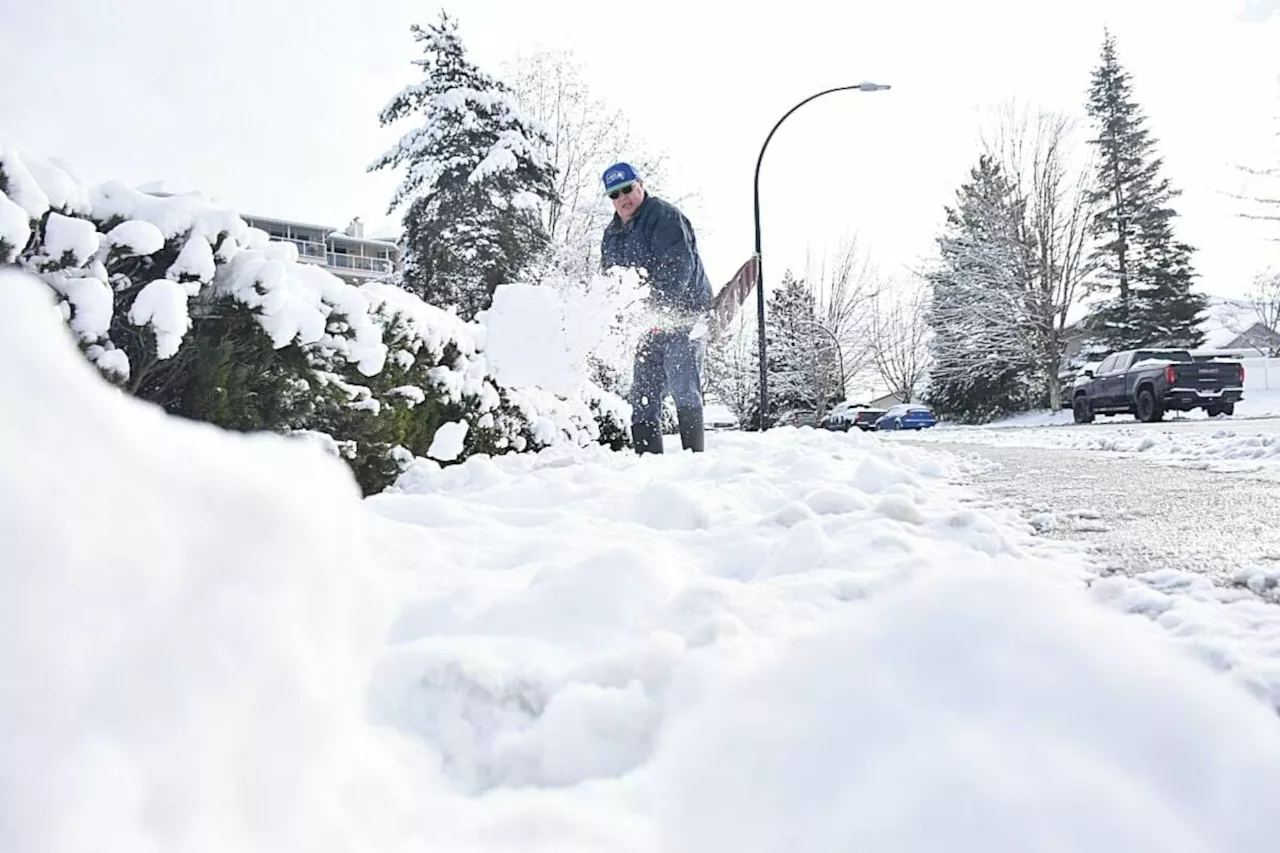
<box><xmin>1</xmin><ymin>0</ymin><xmax>1276</xmax><ymax>299</ymax></box>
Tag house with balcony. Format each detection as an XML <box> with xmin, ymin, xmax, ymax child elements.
<box><xmin>240</xmin><ymin>213</ymin><xmax>400</xmax><ymax>286</ymax></box>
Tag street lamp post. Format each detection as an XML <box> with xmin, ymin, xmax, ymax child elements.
<box><xmin>753</xmin><ymin>82</ymin><xmax>890</xmax><ymax>429</ymax></box>
<box><xmin>797</xmin><ymin>319</ymin><xmax>846</xmax><ymax>402</ymax></box>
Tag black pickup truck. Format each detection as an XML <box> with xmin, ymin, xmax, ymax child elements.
<box><xmin>1071</xmin><ymin>349</ymin><xmax>1245</xmax><ymax>424</ymax></box>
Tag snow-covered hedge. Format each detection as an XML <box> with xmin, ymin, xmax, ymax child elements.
<box><xmin>0</xmin><ymin>133</ymin><xmax>629</xmax><ymax>493</ymax></box>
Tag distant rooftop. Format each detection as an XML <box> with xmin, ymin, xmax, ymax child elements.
<box><xmin>241</xmin><ymin>212</ymin><xmax>399</xmax><ymax>247</ymax></box>
<box><xmin>1199</xmin><ymin>295</ymin><xmax>1276</xmax><ymax>349</ymax></box>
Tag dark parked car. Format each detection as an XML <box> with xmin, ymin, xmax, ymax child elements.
<box><xmin>774</xmin><ymin>408</ymin><xmax>819</xmax><ymax>428</ymax></box>
<box><xmin>820</xmin><ymin>401</ymin><xmax>865</xmax><ymax>431</ymax></box>
<box><xmin>851</xmin><ymin>409</ymin><xmax>888</xmax><ymax>431</ymax></box>
<box><xmin>875</xmin><ymin>404</ymin><xmax>938</xmax><ymax>431</ymax></box>
<box><xmin>1071</xmin><ymin>348</ymin><xmax>1244</xmax><ymax>423</ymax></box>
<box><xmin>823</xmin><ymin>401</ymin><xmax>893</xmax><ymax>431</ymax></box>
<box><xmin>703</xmin><ymin>403</ymin><xmax>741</xmax><ymax>431</ymax></box>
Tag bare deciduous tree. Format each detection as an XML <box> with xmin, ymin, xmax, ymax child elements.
<box><xmin>869</xmin><ymin>278</ymin><xmax>931</xmax><ymax>403</ymax></box>
<box><xmin>1247</xmin><ymin>269</ymin><xmax>1280</xmax><ymax>355</ymax></box>
<box><xmin>792</xmin><ymin>319</ymin><xmax>843</xmax><ymax>419</ymax></box>
<box><xmin>1213</xmin><ymin>271</ymin><xmax>1280</xmax><ymax>357</ymax></box>
<box><xmin>1235</xmin><ymin>166</ymin><xmax>1280</xmax><ymax>235</ymax></box>
<box><xmin>504</xmin><ymin>49</ymin><xmax>676</xmax><ymax>281</ymax></box>
<box><xmin>802</xmin><ymin>235</ymin><xmax>882</xmax><ymax>398</ymax></box>
<box><xmin>982</xmin><ymin>101</ymin><xmax>1099</xmax><ymax>409</ymax></box>
<box><xmin>703</xmin><ymin>309</ymin><xmax>760</xmax><ymax>424</ymax></box>
<box><xmin>1231</xmin><ymin>91</ymin><xmax>1280</xmax><ymax>239</ymax></box>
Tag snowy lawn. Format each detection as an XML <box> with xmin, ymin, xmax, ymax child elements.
<box><xmin>6</xmin><ymin>267</ymin><xmax>1280</xmax><ymax>852</ymax></box>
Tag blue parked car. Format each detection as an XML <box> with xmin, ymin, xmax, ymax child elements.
<box><xmin>875</xmin><ymin>404</ymin><xmax>937</xmax><ymax>431</ymax></box>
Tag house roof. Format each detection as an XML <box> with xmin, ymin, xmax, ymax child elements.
<box><xmin>242</xmin><ymin>213</ymin><xmax>335</xmax><ymax>234</ymax></box>
<box><xmin>1065</xmin><ymin>294</ymin><xmax>1278</xmax><ymax>345</ymax></box>
<box><xmin>327</xmin><ymin>231</ymin><xmax>400</xmax><ymax>250</ymax></box>
<box><xmin>1199</xmin><ymin>296</ymin><xmax>1276</xmax><ymax>349</ymax></box>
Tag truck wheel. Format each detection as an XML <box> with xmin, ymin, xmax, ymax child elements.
<box><xmin>1222</xmin><ymin>402</ymin><xmax>1235</xmax><ymax>416</ymax></box>
<box><xmin>1135</xmin><ymin>387</ymin><xmax>1164</xmax><ymax>423</ymax></box>
<box><xmin>1072</xmin><ymin>395</ymin><xmax>1094</xmax><ymax>424</ymax></box>
<box><xmin>1206</xmin><ymin>405</ymin><xmax>1223</xmax><ymax>417</ymax></box>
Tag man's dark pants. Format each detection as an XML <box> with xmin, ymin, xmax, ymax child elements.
<box><xmin>629</xmin><ymin>329</ymin><xmax>705</xmax><ymax>454</ymax></box>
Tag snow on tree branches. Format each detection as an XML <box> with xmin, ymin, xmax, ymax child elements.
<box><xmin>766</xmin><ymin>271</ymin><xmax>842</xmax><ymax>421</ymax></box>
<box><xmin>925</xmin><ymin>154</ymin><xmax>1040</xmax><ymax>422</ymax></box>
<box><xmin>982</xmin><ymin>103</ymin><xmax>1099</xmax><ymax>409</ymax></box>
<box><xmin>370</xmin><ymin>13</ymin><xmax>557</xmax><ymax>320</ymax></box>
<box><xmin>1232</xmin><ymin>84</ymin><xmax>1280</xmax><ymax>238</ymax></box>
<box><xmin>703</xmin><ymin>309</ymin><xmax>760</xmax><ymax>428</ymax></box>
<box><xmin>504</xmin><ymin>49</ymin><xmax>675</xmax><ymax>284</ymax></box>
<box><xmin>869</xmin><ymin>279</ymin><xmax>931</xmax><ymax>406</ymax></box>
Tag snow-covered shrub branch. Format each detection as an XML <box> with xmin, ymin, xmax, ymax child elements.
<box><xmin>1</xmin><ymin>133</ymin><xmax>628</xmax><ymax>494</ymax></box>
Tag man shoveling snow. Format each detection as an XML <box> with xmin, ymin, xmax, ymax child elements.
<box><xmin>600</xmin><ymin>161</ymin><xmax>712</xmax><ymax>456</ymax></box>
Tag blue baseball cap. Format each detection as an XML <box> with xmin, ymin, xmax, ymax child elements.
<box><xmin>602</xmin><ymin>162</ymin><xmax>639</xmax><ymax>196</ymax></box>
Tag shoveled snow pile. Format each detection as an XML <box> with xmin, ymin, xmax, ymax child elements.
<box><xmin>478</xmin><ymin>267</ymin><xmax>650</xmax><ymax>397</ymax></box>
<box><xmin>480</xmin><ymin>283</ymin><xmax>579</xmax><ymax>394</ymax></box>
<box><xmin>1089</xmin><ymin>567</ymin><xmax>1280</xmax><ymax>692</ymax></box>
<box><xmin>1084</xmin><ymin>428</ymin><xmax>1280</xmax><ymax>475</ymax></box>
<box><xmin>6</xmin><ymin>267</ymin><xmax>1280</xmax><ymax>853</ymax></box>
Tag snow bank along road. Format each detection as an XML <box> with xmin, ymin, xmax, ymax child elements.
<box><xmin>7</xmin><ymin>268</ymin><xmax>1280</xmax><ymax>853</ymax></box>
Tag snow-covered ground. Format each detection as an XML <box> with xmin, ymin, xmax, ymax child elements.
<box><xmin>7</xmin><ymin>267</ymin><xmax>1280</xmax><ymax>852</ymax></box>
<box><xmin>979</xmin><ymin>389</ymin><xmax>1280</xmax><ymax>429</ymax></box>
<box><xmin>904</xmin><ymin>392</ymin><xmax>1280</xmax><ymax>478</ymax></box>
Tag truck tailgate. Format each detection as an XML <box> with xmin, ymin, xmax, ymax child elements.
<box><xmin>1170</xmin><ymin>362</ymin><xmax>1242</xmax><ymax>390</ymax></box>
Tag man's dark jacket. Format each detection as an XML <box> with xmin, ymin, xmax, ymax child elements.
<box><xmin>601</xmin><ymin>194</ymin><xmax>712</xmax><ymax>325</ymax></box>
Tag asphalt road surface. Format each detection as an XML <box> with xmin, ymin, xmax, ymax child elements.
<box><xmin>911</xmin><ymin>440</ymin><xmax>1280</xmax><ymax>593</ymax></box>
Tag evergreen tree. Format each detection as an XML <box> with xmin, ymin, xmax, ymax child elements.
<box><xmin>370</xmin><ymin>13</ymin><xmax>557</xmax><ymax>319</ymax></box>
<box><xmin>926</xmin><ymin>154</ymin><xmax>1038</xmax><ymax>422</ymax></box>
<box><xmin>765</xmin><ymin>271</ymin><xmax>840</xmax><ymax>421</ymax></box>
<box><xmin>1082</xmin><ymin>30</ymin><xmax>1206</xmax><ymax>352</ymax></box>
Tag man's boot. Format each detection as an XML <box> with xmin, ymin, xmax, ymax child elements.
<box><xmin>676</xmin><ymin>407</ymin><xmax>705</xmax><ymax>452</ymax></box>
<box><xmin>631</xmin><ymin>421</ymin><xmax>664</xmax><ymax>455</ymax></box>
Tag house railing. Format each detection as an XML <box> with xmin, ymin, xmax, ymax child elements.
<box><xmin>262</xmin><ymin>234</ymin><xmax>394</xmax><ymax>275</ymax></box>
<box><xmin>271</xmin><ymin>237</ymin><xmax>326</xmax><ymax>259</ymax></box>
<box><xmin>325</xmin><ymin>253</ymin><xmax>392</xmax><ymax>274</ymax></box>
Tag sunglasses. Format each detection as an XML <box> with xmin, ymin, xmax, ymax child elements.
<box><xmin>608</xmin><ymin>183</ymin><xmax>635</xmax><ymax>200</ymax></box>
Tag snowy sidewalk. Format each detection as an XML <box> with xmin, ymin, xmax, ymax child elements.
<box><xmin>6</xmin><ymin>269</ymin><xmax>1280</xmax><ymax>853</ymax></box>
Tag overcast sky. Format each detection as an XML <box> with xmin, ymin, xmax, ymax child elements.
<box><xmin>1</xmin><ymin>0</ymin><xmax>1276</xmax><ymax>299</ymax></box>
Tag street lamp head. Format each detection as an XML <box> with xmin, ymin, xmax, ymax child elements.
<box><xmin>854</xmin><ymin>82</ymin><xmax>891</xmax><ymax>92</ymax></box>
